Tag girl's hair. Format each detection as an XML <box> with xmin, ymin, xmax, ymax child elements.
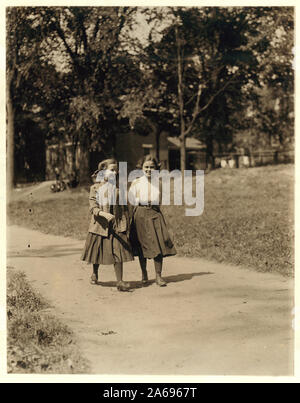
<box><xmin>98</xmin><ymin>158</ymin><xmax>118</xmax><ymax>171</ymax></box>
<box><xmin>136</xmin><ymin>155</ymin><xmax>161</xmax><ymax>170</ymax></box>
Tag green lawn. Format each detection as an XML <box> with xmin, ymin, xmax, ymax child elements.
<box><xmin>8</xmin><ymin>164</ymin><xmax>294</xmax><ymax>276</ymax></box>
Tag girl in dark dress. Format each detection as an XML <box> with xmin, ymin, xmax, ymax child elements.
<box><xmin>81</xmin><ymin>159</ymin><xmax>133</xmax><ymax>291</ymax></box>
<box><xmin>129</xmin><ymin>155</ymin><xmax>176</xmax><ymax>287</ymax></box>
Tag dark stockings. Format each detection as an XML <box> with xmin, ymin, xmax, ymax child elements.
<box><xmin>139</xmin><ymin>256</ymin><xmax>148</xmax><ymax>281</ymax></box>
<box><xmin>154</xmin><ymin>255</ymin><xmax>163</xmax><ymax>278</ymax></box>
<box><xmin>93</xmin><ymin>264</ymin><xmax>99</xmax><ymax>279</ymax></box>
<box><xmin>139</xmin><ymin>254</ymin><xmax>166</xmax><ymax>286</ymax></box>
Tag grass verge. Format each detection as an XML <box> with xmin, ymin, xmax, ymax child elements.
<box><xmin>7</xmin><ymin>268</ymin><xmax>89</xmax><ymax>374</ymax></box>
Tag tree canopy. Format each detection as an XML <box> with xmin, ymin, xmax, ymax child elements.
<box><xmin>120</xmin><ymin>7</ymin><xmax>294</xmax><ymax>167</ymax></box>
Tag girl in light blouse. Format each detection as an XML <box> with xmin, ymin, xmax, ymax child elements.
<box><xmin>129</xmin><ymin>155</ymin><xmax>176</xmax><ymax>287</ymax></box>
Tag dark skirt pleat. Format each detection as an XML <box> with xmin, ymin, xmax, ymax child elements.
<box><xmin>81</xmin><ymin>232</ymin><xmax>133</xmax><ymax>265</ymax></box>
<box><xmin>133</xmin><ymin>206</ymin><xmax>177</xmax><ymax>259</ymax></box>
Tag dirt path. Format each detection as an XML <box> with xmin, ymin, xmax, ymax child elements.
<box><xmin>7</xmin><ymin>225</ymin><xmax>294</xmax><ymax>376</ymax></box>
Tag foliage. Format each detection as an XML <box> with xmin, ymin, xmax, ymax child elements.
<box><xmin>7</xmin><ymin>7</ymin><xmax>141</xmax><ymax>182</ymax></box>
<box><xmin>233</xmin><ymin>7</ymin><xmax>294</xmax><ymax>151</ymax></box>
<box><xmin>120</xmin><ymin>7</ymin><xmax>294</xmax><ymax>163</ymax></box>
<box><xmin>39</xmin><ymin>7</ymin><xmax>140</xmax><ymax>153</ymax></box>
<box><xmin>7</xmin><ymin>7</ymin><xmax>294</xmax><ymax>180</ymax></box>
<box><xmin>6</xmin><ymin>8</ymin><xmax>47</xmax><ymax>188</ymax></box>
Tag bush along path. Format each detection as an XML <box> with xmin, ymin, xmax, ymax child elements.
<box><xmin>7</xmin><ymin>225</ymin><xmax>294</xmax><ymax>376</ymax></box>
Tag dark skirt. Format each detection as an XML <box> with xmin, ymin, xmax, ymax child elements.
<box><xmin>81</xmin><ymin>231</ymin><xmax>134</xmax><ymax>265</ymax></box>
<box><xmin>131</xmin><ymin>206</ymin><xmax>177</xmax><ymax>259</ymax></box>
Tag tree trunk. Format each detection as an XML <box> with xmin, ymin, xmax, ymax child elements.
<box><xmin>155</xmin><ymin>131</ymin><xmax>161</xmax><ymax>161</ymax></box>
<box><xmin>78</xmin><ymin>146</ymin><xmax>90</xmax><ymax>185</ymax></box>
<box><xmin>180</xmin><ymin>135</ymin><xmax>186</xmax><ymax>173</ymax></box>
<box><xmin>6</xmin><ymin>72</ymin><xmax>15</xmax><ymax>195</ymax></box>
<box><xmin>206</xmin><ymin>135</ymin><xmax>214</xmax><ymax>170</ymax></box>
<box><xmin>70</xmin><ymin>137</ymin><xmax>79</xmax><ymax>184</ymax></box>
<box><xmin>71</xmin><ymin>133</ymin><xmax>78</xmax><ymax>171</ymax></box>
<box><xmin>111</xmin><ymin>132</ymin><xmax>117</xmax><ymax>158</ymax></box>
<box><xmin>146</xmin><ymin>118</ymin><xmax>160</xmax><ymax>160</ymax></box>
<box><xmin>176</xmin><ymin>25</ymin><xmax>186</xmax><ymax>174</ymax></box>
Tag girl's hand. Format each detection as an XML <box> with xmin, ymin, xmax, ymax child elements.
<box><xmin>106</xmin><ymin>213</ymin><xmax>115</xmax><ymax>222</ymax></box>
<box><xmin>98</xmin><ymin>211</ymin><xmax>115</xmax><ymax>222</ymax></box>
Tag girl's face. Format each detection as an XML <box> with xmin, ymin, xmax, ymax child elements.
<box><xmin>105</xmin><ymin>163</ymin><xmax>118</xmax><ymax>182</ymax></box>
<box><xmin>107</xmin><ymin>163</ymin><xmax>118</xmax><ymax>175</ymax></box>
<box><xmin>143</xmin><ymin>160</ymin><xmax>156</xmax><ymax>178</ymax></box>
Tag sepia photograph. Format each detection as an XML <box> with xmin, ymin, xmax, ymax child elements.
<box><xmin>2</xmin><ymin>2</ymin><xmax>297</xmax><ymax>381</ymax></box>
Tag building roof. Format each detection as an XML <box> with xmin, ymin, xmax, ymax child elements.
<box><xmin>167</xmin><ymin>137</ymin><xmax>206</xmax><ymax>150</ymax></box>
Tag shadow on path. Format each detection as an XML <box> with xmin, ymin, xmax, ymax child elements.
<box><xmin>96</xmin><ymin>272</ymin><xmax>213</xmax><ymax>290</ymax></box>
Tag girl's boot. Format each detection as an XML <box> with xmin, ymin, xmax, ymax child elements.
<box><xmin>114</xmin><ymin>263</ymin><xmax>130</xmax><ymax>291</ymax></box>
<box><xmin>90</xmin><ymin>264</ymin><xmax>99</xmax><ymax>285</ymax></box>
<box><xmin>154</xmin><ymin>256</ymin><xmax>167</xmax><ymax>287</ymax></box>
<box><xmin>139</xmin><ymin>256</ymin><xmax>149</xmax><ymax>285</ymax></box>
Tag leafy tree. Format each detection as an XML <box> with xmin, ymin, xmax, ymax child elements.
<box><xmin>6</xmin><ymin>7</ymin><xmax>50</xmax><ymax>190</ymax></box>
<box><xmin>120</xmin><ymin>7</ymin><xmax>294</xmax><ymax>170</ymax></box>
<box><xmin>234</xmin><ymin>7</ymin><xmax>294</xmax><ymax>152</ymax></box>
<box><xmin>172</xmin><ymin>7</ymin><xmax>260</xmax><ymax>169</ymax></box>
<box><xmin>39</xmin><ymin>7</ymin><xmax>139</xmax><ymax>180</ymax></box>
<box><xmin>13</xmin><ymin>62</ymin><xmax>73</xmax><ymax>182</ymax></box>
<box><xmin>7</xmin><ymin>7</ymin><xmax>140</xmax><ymax>184</ymax></box>
<box><xmin>120</xmin><ymin>7</ymin><xmax>261</xmax><ymax>171</ymax></box>
<box><xmin>8</xmin><ymin>6</ymin><xmax>293</xmax><ymax>188</ymax></box>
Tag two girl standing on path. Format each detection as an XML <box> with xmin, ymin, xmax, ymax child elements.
<box><xmin>81</xmin><ymin>155</ymin><xmax>176</xmax><ymax>291</ymax></box>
